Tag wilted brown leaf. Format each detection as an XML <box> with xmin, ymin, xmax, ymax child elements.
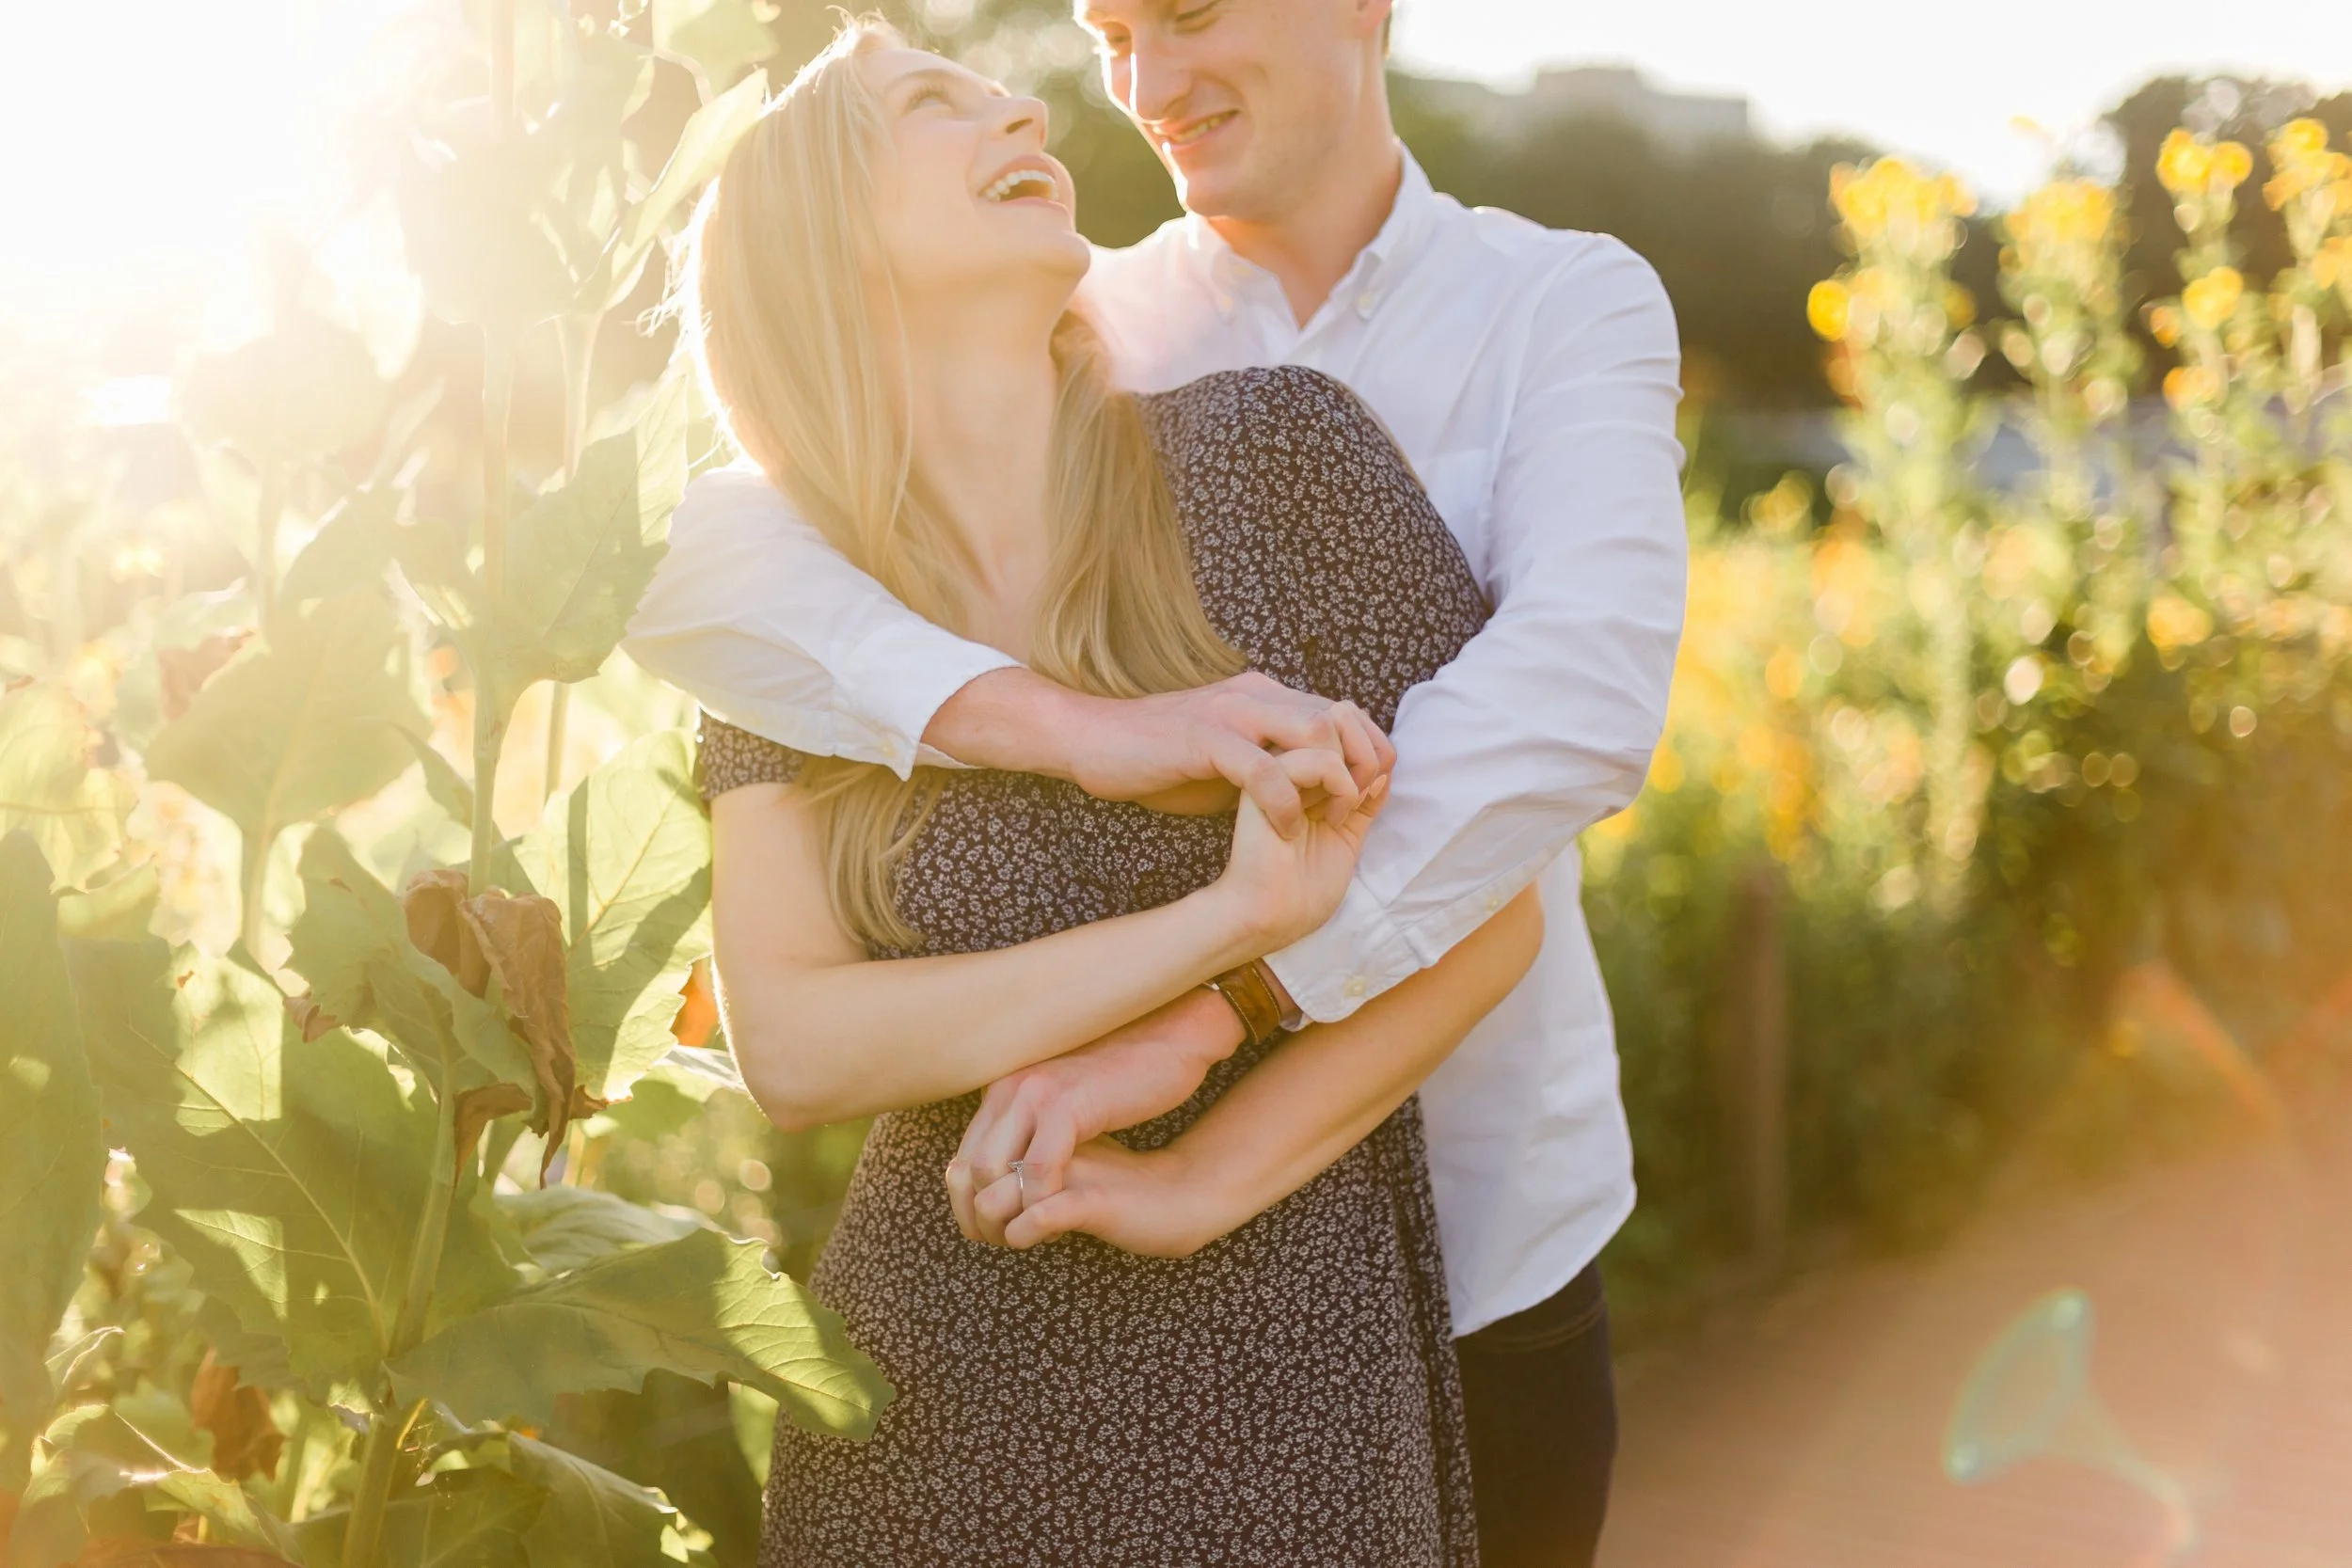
<box><xmin>402</xmin><ymin>868</ymin><xmax>487</xmax><ymax>995</ymax></box>
<box><xmin>454</xmin><ymin>1081</ymin><xmax>532</xmax><ymax>1177</ymax></box>
<box><xmin>282</xmin><ymin>992</ymin><xmax>339</xmax><ymax>1042</ymax></box>
<box><xmin>157</xmin><ymin>631</ymin><xmax>253</xmax><ymax>722</ymax></box>
<box><xmin>458</xmin><ymin>892</ymin><xmax>579</xmax><ymax>1174</ymax></box>
<box><xmin>671</xmin><ymin>957</ymin><xmax>719</xmax><ymax>1048</ymax></box>
<box><xmin>188</xmin><ymin>1353</ymin><xmax>284</xmax><ymax>1482</ymax></box>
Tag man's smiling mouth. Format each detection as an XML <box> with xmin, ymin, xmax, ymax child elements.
<box><xmin>1159</xmin><ymin>111</ymin><xmax>1237</xmax><ymax>150</ymax></box>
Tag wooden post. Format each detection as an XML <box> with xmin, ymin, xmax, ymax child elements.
<box><xmin>1724</xmin><ymin>864</ymin><xmax>1789</xmax><ymax>1272</ymax></box>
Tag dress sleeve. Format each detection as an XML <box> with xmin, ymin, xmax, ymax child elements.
<box><xmin>695</xmin><ymin>710</ymin><xmax>810</xmax><ymax>802</ymax></box>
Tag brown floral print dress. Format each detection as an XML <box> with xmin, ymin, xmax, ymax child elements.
<box><xmin>698</xmin><ymin>367</ymin><xmax>1491</xmax><ymax>1567</ymax></box>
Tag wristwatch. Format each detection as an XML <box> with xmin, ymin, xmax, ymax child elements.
<box><xmin>1205</xmin><ymin>959</ymin><xmax>1301</xmax><ymax>1049</ymax></box>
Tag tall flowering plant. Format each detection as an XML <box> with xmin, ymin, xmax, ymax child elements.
<box><xmin>1807</xmin><ymin>158</ymin><xmax>1992</xmax><ymax>912</ymax></box>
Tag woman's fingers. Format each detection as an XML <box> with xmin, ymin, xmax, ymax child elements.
<box><xmin>1205</xmin><ymin>729</ymin><xmax>1307</xmax><ymax>839</ymax></box>
<box><xmin>945</xmin><ymin>1158</ymin><xmax>982</xmax><ymax>1243</ymax></box>
<box><xmin>1273</xmin><ymin>744</ymin><xmax>1360</xmax><ymax>825</ymax></box>
<box><xmin>971</xmin><ymin>1170</ymin><xmax>1025</xmax><ymax>1244</ymax></box>
<box><xmin>1331</xmin><ymin>702</ymin><xmax>1393</xmax><ymax>795</ymax></box>
<box><xmin>1003</xmin><ymin>1188</ymin><xmax>1089</xmax><ymax>1251</ymax></box>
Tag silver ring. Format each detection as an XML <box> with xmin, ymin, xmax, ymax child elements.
<box><xmin>1010</xmin><ymin>1161</ymin><xmax>1031</xmax><ymax>1208</ymax></box>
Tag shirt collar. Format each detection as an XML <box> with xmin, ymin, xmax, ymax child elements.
<box><xmin>1182</xmin><ymin>142</ymin><xmax>1440</xmax><ymax>303</ymax></box>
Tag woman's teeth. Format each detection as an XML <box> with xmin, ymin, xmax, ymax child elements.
<box><xmin>983</xmin><ymin>169</ymin><xmax>1057</xmax><ymax>202</ymax></box>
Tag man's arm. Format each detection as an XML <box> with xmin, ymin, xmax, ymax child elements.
<box><xmin>1265</xmin><ymin>237</ymin><xmax>1687</xmax><ymax>1022</ymax></box>
<box><xmin>627</xmin><ymin>467</ymin><xmax>1391</xmax><ymax>837</ymax></box>
<box><xmin>987</xmin><ymin>888</ymin><xmax>1545</xmax><ymax>1257</ymax></box>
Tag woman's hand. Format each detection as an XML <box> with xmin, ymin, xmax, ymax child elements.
<box><xmin>994</xmin><ymin>1136</ymin><xmax>1226</xmax><ymax>1259</ymax></box>
<box><xmin>1213</xmin><ymin>747</ymin><xmax>1389</xmax><ymax>953</ymax></box>
<box><xmin>946</xmin><ymin>989</ymin><xmax>1243</xmax><ymax>1245</ymax></box>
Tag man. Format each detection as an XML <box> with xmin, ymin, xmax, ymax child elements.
<box><xmin>626</xmin><ymin>0</ymin><xmax>1686</xmax><ymax>1560</ymax></box>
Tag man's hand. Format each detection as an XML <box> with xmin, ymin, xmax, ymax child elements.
<box><xmin>925</xmin><ymin>668</ymin><xmax>1395</xmax><ymax>840</ymax></box>
<box><xmin>946</xmin><ymin>987</ymin><xmax>1245</xmax><ymax>1246</ymax></box>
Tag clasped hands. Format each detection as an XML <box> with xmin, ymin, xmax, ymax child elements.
<box><xmin>945</xmin><ymin>673</ymin><xmax>1394</xmax><ymax>1258</ymax></box>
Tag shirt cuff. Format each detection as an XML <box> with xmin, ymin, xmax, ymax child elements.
<box><xmin>832</xmin><ymin>624</ymin><xmax>1023</xmax><ymax>779</ymax></box>
<box><xmin>1264</xmin><ymin>858</ymin><xmax>1556</xmax><ymax>1023</ymax></box>
<box><xmin>1263</xmin><ymin>879</ymin><xmax>1422</xmax><ymax>1024</ymax></box>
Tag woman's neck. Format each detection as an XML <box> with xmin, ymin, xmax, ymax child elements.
<box><xmin>898</xmin><ymin>307</ymin><xmax>1060</xmax><ymax>657</ymax></box>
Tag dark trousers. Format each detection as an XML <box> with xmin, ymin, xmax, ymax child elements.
<box><xmin>1455</xmin><ymin>1262</ymin><xmax>1617</xmax><ymax>1568</ymax></box>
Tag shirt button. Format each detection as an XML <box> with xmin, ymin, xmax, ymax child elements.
<box><xmin>1355</xmin><ymin>292</ymin><xmax>1377</xmax><ymax>314</ymax></box>
<box><xmin>1485</xmin><ymin>891</ymin><xmax>1502</xmax><ymax>911</ymax></box>
<box><xmin>1344</xmin><ymin>975</ymin><xmax>1368</xmax><ymax>998</ymax></box>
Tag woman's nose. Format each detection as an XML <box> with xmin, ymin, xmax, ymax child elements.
<box><xmin>996</xmin><ymin>96</ymin><xmax>1048</xmax><ymax>142</ymax></box>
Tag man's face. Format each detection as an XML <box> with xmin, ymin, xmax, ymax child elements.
<box><xmin>1076</xmin><ymin>0</ymin><xmax>1385</xmax><ymax>223</ymax></box>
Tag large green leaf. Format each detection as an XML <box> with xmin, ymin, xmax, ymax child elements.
<box><xmin>478</xmin><ymin>377</ymin><xmax>687</xmax><ymax>721</ymax></box>
<box><xmin>144</xmin><ymin>591</ymin><xmax>426</xmax><ymax>853</ymax></box>
<box><xmin>0</xmin><ymin>835</ymin><xmax>105</xmax><ymax>1473</ymax></box>
<box><xmin>498</xmin><ymin>1188</ymin><xmax>699</xmax><ymax>1275</ymax></box>
<box><xmin>287</xmin><ymin>828</ymin><xmax>534</xmax><ymax>1095</ymax></box>
<box><xmin>68</xmin><ymin>942</ymin><xmax>516</xmax><ymax>1399</ymax></box>
<box><xmin>182</xmin><ymin>311</ymin><xmax>388</xmax><ymax>467</ymax></box>
<box><xmin>502</xmin><ymin>731</ymin><xmax>710</xmax><ymax>1101</ymax></box>
<box><xmin>385</xmin><ymin>1229</ymin><xmax>890</xmax><ymax>1439</ymax></box>
<box><xmin>0</xmin><ymin>684</ymin><xmax>135</xmax><ymax>886</ymax></box>
<box><xmin>652</xmin><ymin>0</ymin><xmax>776</xmax><ymax>87</ymax></box>
<box><xmin>400</xmin><ymin>124</ymin><xmax>574</xmax><ymax>330</ymax></box>
<box><xmin>296</xmin><ymin>1467</ymin><xmax>543</xmax><ymax>1568</ymax></box>
<box><xmin>503</xmin><ymin>1433</ymin><xmax>675</xmax><ymax>1568</ymax></box>
<box><xmin>8</xmin><ymin>1404</ymin><xmax>197</xmax><ymax>1568</ymax></box>
<box><xmin>601</xmin><ymin>71</ymin><xmax>768</xmax><ymax>309</ymax></box>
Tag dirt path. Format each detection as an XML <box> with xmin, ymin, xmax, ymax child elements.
<box><xmin>1598</xmin><ymin>1115</ymin><xmax>2352</xmax><ymax>1567</ymax></box>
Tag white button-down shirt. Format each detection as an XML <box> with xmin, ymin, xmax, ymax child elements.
<box><xmin>625</xmin><ymin>150</ymin><xmax>1688</xmax><ymax>1334</ymax></box>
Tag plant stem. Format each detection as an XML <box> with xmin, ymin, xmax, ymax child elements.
<box><xmin>341</xmin><ymin>1398</ymin><xmax>427</xmax><ymax>1568</ymax></box>
<box><xmin>541</xmin><ymin>312</ymin><xmax>600</xmax><ymax>806</ymax></box>
<box><xmin>473</xmin><ymin>321</ymin><xmax>518</xmax><ymax>891</ymax></box>
<box><xmin>470</xmin><ymin>693</ymin><xmax>509</xmax><ymax>896</ymax></box>
<box><xmin>237</xmin><ymin>828</ymin><xmax>270</xmax><ymax>961</ymax></box>
<box><xmin>255</xmin><ymin>462</ymin><xmax>285</xmax><ymax>630</ymax></box>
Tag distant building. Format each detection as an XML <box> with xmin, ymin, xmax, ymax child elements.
<box><xmin>1404</xmin><ymin>64</ymin><xmax>1755</xmax><ymax>157</ymax></box>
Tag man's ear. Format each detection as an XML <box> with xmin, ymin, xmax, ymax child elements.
<box><xmin>1350</xmin><ymin>0</ymin><xmax>1397</xmax><ymax>47</ymax></box>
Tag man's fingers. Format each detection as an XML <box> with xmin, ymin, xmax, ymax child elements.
<box><xmin>1209</xmin><ymin>731</ymin><xmax>1306</xmax><ymax>839</ymax></box>
<box><xmin>1019</xmin><ymin>1107</ymin><xmax>1081</xmax><ymax>1198</ymax></box>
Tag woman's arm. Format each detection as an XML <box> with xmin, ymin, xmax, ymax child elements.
<box><xmin>710</xmin><ymin>758</ymin><xmax>1386</xmax><ymax>1132</ymax></box>
<box><xmin>976</xmin><ymin>887</ymin><xmax>1543</xmax><ymax>1257</ymax></box>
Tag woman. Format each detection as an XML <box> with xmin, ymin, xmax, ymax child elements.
<box><xmin>682</xmin><ymin>20</ymin><xmax>1539</xmax><ymax>1565</ymax></box>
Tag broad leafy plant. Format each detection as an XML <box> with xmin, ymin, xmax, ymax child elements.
<box><xmin>1</xmin><ymin>5</ymin><xmax>892</xmax><ymax>1566</ymax></box>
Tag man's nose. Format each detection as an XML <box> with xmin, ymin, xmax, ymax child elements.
<box><xmin>1120</xmin><ymin>37</ymin><xmax>1192</xmax><ymax>126</ymax></box>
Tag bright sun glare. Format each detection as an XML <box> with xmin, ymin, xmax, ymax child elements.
<box><xmin>2</xmin><ymin>1</ymin><xmax>407</xmax><ymax>332</ymax></box>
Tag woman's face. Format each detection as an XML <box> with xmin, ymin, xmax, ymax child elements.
<box><xmin>857</xmin><ymin>49</ymin><xmax>1089</xmax><ymax>312</ymax></box>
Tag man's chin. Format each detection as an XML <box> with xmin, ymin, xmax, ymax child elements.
<box><xmin>1169</xmin><ymin>163</ymin><xmax>1273</xmax><ymax>226</ymax></box>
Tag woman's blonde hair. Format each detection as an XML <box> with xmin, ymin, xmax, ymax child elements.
<box><xmin>680</xmin><ymin>18</ymin><xmax>1244</xmax><ymax>949</ymax></box>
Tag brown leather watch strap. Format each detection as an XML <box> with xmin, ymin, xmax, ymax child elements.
<box><xmin>1206</xmin><ymin>960</ymin><xmax>1287</xmax><ymax>1049</ymax></box>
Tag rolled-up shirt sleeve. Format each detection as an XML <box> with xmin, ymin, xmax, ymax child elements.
<box><xmin>625</xmin><ymin>463</ymin><xmax>1020</xmax><ymax>776</ymax></box>
<box><xmin>1264</xmin><ymin>238</ymin><xmax>1688</xmax><ymax>1022</ymax></box>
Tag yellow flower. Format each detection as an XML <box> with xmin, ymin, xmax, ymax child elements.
<box><xmin>2316</xmin><ymin>237</ymin><xmax>2352</xmax><ymax>291</ymax></box>
<box><xmin>2276</xmin><ymin>118</ymin><xmax>2330</xmax><ymax>161</ymax></box>
<box><xmin>2210</xmin><ymin>140</ymin><xmax>2252</xmax><ymax>193</ymax></box>
<box><xmin>2182</xmin><ymin>266</ymin><xmax>2244</xmax><ymax>330</ymax></box>
<box><xmin>2158</xmin><ymin>129</ymin><xmax>2210</xmax><ymax>195</ymax></box>
<box><xmin>1945</xmin><ymin>282</ymin><xmax>1977</xmax><ymax>327</ymax></box>
<box><xmin>1807</xmin><ymin>278</ymin><xmax>1851</xmax><ymax>341</ymax></box>
<box><xmin>2147</xmin><ymin>594</ymin><xmax>2214</xmax><ymax>649</ymax></box>
<box><xmin>2163</xmin><ymin>364</ymin><xmax>2219</xmax><ymax>409</ymax></box>
<box><xmin>2147</xmin><ymin>304</ymin><xmax>2183</xmax><ymax>347</ymax></box>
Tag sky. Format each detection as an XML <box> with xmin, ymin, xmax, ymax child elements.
<box><xmin>1392</xmin><ymin>0</ymin><xmax>2352</xmax><ymax>203</ymax></box>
